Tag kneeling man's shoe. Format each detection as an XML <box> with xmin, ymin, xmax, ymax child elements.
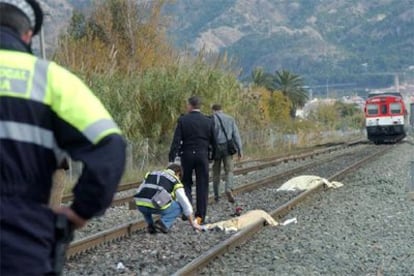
<box><xmin>154</xmin><ymin>220</ymin><xmax>169</xmax><ymax>234</ymax></box>
<box><xmin>147</xmin><ymin>224</ymin><xmax>156</xmax><ymax>234</ymax></box>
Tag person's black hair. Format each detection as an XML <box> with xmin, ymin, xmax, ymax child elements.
<box><xmin>0</xmin><ymin>3</ymin><xmax>32</xmax><ymax>35</ymax></box>
<box><xmin>188</xmin><ymin>96</ymin><xmax>202</xmax><ymax>109</ymax></box>
<box><xmin>211</xmin><ymin>104</ymin><xmax>222</xmax><ymax>111</ymax></box>
<box><xmin>167</xmin><ymin>163</ymin><xmax>182</xmax><ymax>176</ymax></box>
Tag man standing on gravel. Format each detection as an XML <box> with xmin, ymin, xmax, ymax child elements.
<box><xmin>0</xmin><ymin>1</ymin><xmax>126</xmax><ymax>274</ymax></box>
<box><xmin>169</xmin><ymin>96</ymin><xmax>215</xmax><ymax>224</ymax></box>
<box><xmin>134</xmin><ymin>164</ymin><xmax>201</xmax><ymax>233</ymax></box>
<box><xmin>211</xmin><ymin>104</ymin><xmax>242</xmax><ymax>203</ymax></box>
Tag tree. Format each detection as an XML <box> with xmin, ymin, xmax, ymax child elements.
<box><xmin>307</xmin><ymin>101</ymin><xmax>364</xmax><ymax>130</ymax></box>
<box><xmin>268</xmin><ymin>91</ymin><xmax>291</xmax><ymax>124</ymax></box>
<box><xmin>54</xmin><ymin>0</ymin><xmax>175</xmax><ymax>76</ymax></box>
<box><xmin>308</xmin><ymin>103</ymin><xmax>337</xmax><ymax>130</ymax></box>
<box><xmin>273</xmin><ymin>70</ymin><xmax>308</xmax><ymax>118</ymax></box>
<box><xmin>251</xmin><ymin>67</ymin><xmax>274</xmax><ymax>91</ymax></box>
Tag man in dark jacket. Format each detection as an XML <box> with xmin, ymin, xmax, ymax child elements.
<box><xmin>0</xmin><ymin>1</ymin><xmax>126</xmax><ymax>274</ymax></box>
<box><xmin>169</xmin><ymin>96</ymin><xmax>215</xmax><ymax>224</ymax></box>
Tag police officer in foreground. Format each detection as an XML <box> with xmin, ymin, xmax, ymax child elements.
<box><xmin>0</xmin><ymin>1</ymin><xmax>126</xmax><ymax>275</ymax></box>
<box><xmin>169</xmin><ymin>96</ymin><xmax>215</xmax><ymax>224</ymax></box>
<box><xmin>135</xmin><ymin>164</ymin><xmax>201</xmax><ymax>233</ymax></box>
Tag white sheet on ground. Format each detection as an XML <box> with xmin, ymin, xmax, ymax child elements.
<box><xmin>277</xmin><ymin>175</ymin><xmax>343</xmax><ymax>192</ymax></box>
<box><xmin>203</xmin><ymin>210</ymin><xmax>278</xmax><ymax>233</ymax></box>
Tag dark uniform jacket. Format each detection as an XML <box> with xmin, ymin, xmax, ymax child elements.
<box><xmin>168</xmin><ymin>111</ymin><xmax>215</xmax><ymax>162</ymax></box>
<box><xmin>0</xmin><ymin>27</ymin><xmax>126</xmax><ymax>274</ymax></box>
<box><xmin>134</xmin><ymin>170</ymin><xmax>183</xmax><ymax>209</ymax></box>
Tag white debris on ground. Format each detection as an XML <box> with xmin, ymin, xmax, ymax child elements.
<box><xmin>116</xmin><ymin>262</ymin><xmax>125</xmax><ymax>270</ymax></box>
<box><xmin>277</xmin><ymin>175</ymin><xmax>343</xmax><ymax>192</ymax></box>
<box><xmin>202</xmin><ymin>210</ymin><xmax>278</xmax><ymax>233</ymax></box>
<box><xmin>281</xmin><ymin>217</ymin><xmax>298</xmax><ymax>226</ymax></box>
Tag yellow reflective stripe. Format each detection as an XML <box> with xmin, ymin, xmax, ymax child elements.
<box><xmin>136</xmin><ymin>201</ymin><xmax>154</xmax><ymax>208</ymax></box>
<box><xmin>47</xmin><ymin>62</ymin><xmax>121</xmax><ymax>144</ymax></box>
<box><xmin>135</xmin><ymin>198</ymin><xmax>153</xmax><ymax>205</ymax></box>
<box><xmin>135</xmin><ymin>199</ymin><xmax>171</xmax><ymax>210</ymax></box>
<box><xmin>30</xmin><ymin>59</ymin><xmax>49</xmax><ymax>102</ymax></box>
<box><xmin>1</xmin><ymin>53</ymin><xmax>121</xmax><ymax>144</ymax></box>
<box><xmin>172</xmin><ymin>182</ymin><xmax>184</xmax><ymax>194</ymax></box>
<box><xmin>0</xmin><ymin>55</ymin><xmax>49</xmax><ymax>103</ymax></box>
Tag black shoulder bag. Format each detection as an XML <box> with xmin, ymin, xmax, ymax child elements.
<box><xmin>215</xmin><ymin>114</ymin><xmax>238</xmax><ymax>157</ymax></box>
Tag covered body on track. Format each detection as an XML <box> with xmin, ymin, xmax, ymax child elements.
<box><xmin>364</xmin><ymin>93</ymin><xmax>408</xmax><ymax>143</ymax></box>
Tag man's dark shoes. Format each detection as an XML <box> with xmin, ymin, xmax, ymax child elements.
<box><xmin>214</xmin><ymin>195</ymin><xmax>219</xmax><ymax>202</ymax></box>
<box><xmin>226</xmin><ymin>191</ymin><xmax>235</xmax><ymax>203</ymax></box>
<box><xmin>154</xmin><ymin>220</ymin><xmax>169</xmax><ymax>234</ymax></box>
<box><xmin>147</xmin><ymin>224</ymin><xmax>157</xmax><ymax>234</ymax></box>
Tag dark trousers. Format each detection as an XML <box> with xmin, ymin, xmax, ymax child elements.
<box><xmin>181</xmin><ymin>150</ymin><xmax>209</xmax><ymax>220</ymax></box>
<box><xmin>0</xmin><ymin>197</ymin><xmax>56</xmax><ymax>275</ymax></box>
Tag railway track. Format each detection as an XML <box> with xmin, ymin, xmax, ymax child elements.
<box><xmin>62</xmin><ymin>139</ymin><xmax>365</xmax><ymax>206</ymax></box>
<box><xmin>66</xmin><ymin>139</ymin><xmax>369</xmax><ymax>259</ymax></box>
<box><xmin>172</xmin><ymin>144</ymin><xmax>394</xmax><ymax>276</ymax></box>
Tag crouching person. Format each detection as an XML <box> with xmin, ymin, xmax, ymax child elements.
<box><xmin>135</xmin><ymin>164</ymin><xmax>201</xmax><ymax>233</ymax></box>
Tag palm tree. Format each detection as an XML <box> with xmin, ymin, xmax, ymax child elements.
<box><xmin>251</xmin><ymin>67</ymin><xmax>275</xmax><ymax>91</ymax></box>
<box><xmin>273</xmin><ymin>70</ymin><xmax>308</xmax><ymax>118</ymax></box>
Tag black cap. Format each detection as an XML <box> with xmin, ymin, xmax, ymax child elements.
<box><xmin>26</xmin><ymin>0</ymin><xmax>43</xmax><ymax>35</ymax></box>
<box><xmin>0</xmin><ymin>0</ymin><xmax>43</xmax><ymax>35</ymax></box>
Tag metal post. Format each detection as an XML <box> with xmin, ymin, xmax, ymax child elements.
<box><xmin>394</xmin><ymin>74</ymin><xmax>400</xmax><ymax>92</ymax></box>
<box><xmin>38</xmin><ymin>13</ymin><xmax>50</xmax><ymax>59</ymax></box>
<box><xmin>39</xmin><ymin>26</ymin><xmax>46</xmax><ymax>59</ymax></box>
<box><xmin>409</xmin><ymin>161</ymin><xmax>414</xmax><ymax>200</ymax></box>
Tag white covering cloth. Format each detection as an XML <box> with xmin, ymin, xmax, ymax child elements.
<box><xmin>277</xmin><ymin>175</ymin><xmax>343</xmax><ymax>192</ymax></box>
<box><xmin>203</xmin><ymin>210</ymin><xmax>278</xmax><ymax>233</ymax></box>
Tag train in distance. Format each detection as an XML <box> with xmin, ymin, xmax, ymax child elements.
<box><xmin>364</xmin><ymin>92</ymin><xmax>409</xmax><ymax>144</ymax></box>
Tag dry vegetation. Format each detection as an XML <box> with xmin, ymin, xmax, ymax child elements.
<box><xmin>53</xmin><ymin>0</ymin><xmax>364</xmax><ymax>176</ymax></box>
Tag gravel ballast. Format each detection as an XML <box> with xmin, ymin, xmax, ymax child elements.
<box><xmin>203</xmin><ymin>142</ymin><xmax>414</xmax><ymax>275</ymax></box>
<box><xmin>63</xmin><ymin>144</ymin><xmax>389</xmax><ymax>275</ymax></box>
<box><xmin>73</xmin><ymin>144</ymin><xmax>365</xmax><ymax>240</ymax></box>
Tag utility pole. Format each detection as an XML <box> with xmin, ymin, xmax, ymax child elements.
<box><xmin>394</xmin><ymin>74</ymin><xmax>400</xmax><ymax>92</ymax></box>
<box><xmin>38</xmin><ymin>13</ymin><xmax>50</xmax><ymax>59</ymax></box>
<box><xmin>39</xmin><ymin>26</ymin><xmax>46</xmax><ymax>58</ymax></box>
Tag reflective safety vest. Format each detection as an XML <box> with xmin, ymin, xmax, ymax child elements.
<box><xmin>0</xmin><ymin>50</ymin><xmax>120</xmax><ymax>152</ymax></box>
<box><xmin>134</xmin><ymin>169</ymin><xmax>184</xmax><ymax>210</ymax></box>
<box><xmin>0</xmin><ymin>49</ymin><xmax>122</xmax><ymax>204</ymax></box>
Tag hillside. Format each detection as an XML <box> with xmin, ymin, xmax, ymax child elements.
<box><xmin>38</xmin><ymin>0</ymin><xmax>414</xmax><ymax>88</ymax></box>
<box><xmin>164</xmin><ymin>0</ymin><xmax>414</xmax><ymax>86</ymax></box>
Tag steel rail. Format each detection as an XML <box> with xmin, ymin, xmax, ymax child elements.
<box><xmin>109</xmin><ymin>141</ymin><xmax>362</xmax><ymax>207</ymax></box>
<box><xmin>172</xmin><ymin>145</ymin><xmax>392</xmax><ymax>276</ymax></box>
<box><xmin>66</xmin><ymin>142</ymin><xmax>367</xmax><ymax>258</ymax></box>
<box><xmin>62</xmin><ymin>140</ymin><xmax>365</xmax><ymax>203</ymax></box>
<box><xmin>109</xmin><ymin>147</ymin><xmax>343</xmax><ymax>207</ymax></box>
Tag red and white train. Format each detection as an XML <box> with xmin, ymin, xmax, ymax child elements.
<box><xmin>364</xmin><ymin>92</ymin><xmax>408</xmax><ymax>143</ymax></box>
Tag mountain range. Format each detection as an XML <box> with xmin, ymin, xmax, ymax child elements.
<box><xmin>39</xmin><ymin>0</ymin><xmax>414</xmax><ymax>89</ymax></box>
